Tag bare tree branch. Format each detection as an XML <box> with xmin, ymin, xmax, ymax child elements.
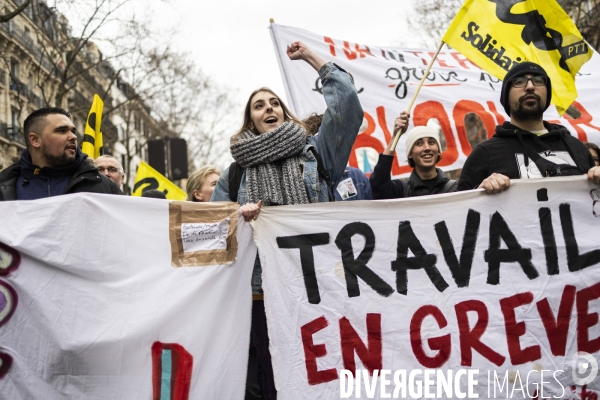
<box><xmin>0</xmin><ymin>0</ymin><xmax>32</xmax><ymax>23</ymax></box>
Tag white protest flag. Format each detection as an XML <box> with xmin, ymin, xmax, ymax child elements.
<box><xmin>0</xmin><ymin>194</ymin><xmax>255</xmax><ymax>399</ymax></box>
<box><xmin>254</xmin><ymin>178</ymin><xmax>600</xmax><ymax>399</ymax></box>
<box><xmin>270</xmin><ymin>23</ymin><xmax>600</xmax><ymax>177</ymax></box>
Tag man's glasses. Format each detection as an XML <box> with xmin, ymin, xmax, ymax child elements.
<box><xmin>510</xmin><ymin>76</ymin><xmax>547</xmax><ymax>88</ymax></box>
<box><xmin>97</xmin><ymin>166</ymin><xmax>121</xmax><ymax>174</ymax></box>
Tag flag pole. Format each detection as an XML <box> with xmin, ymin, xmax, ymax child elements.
<box><xmin>390</xmin><ymin>40</ymin><xmax>445</xmax><ymax>151</ymax></box>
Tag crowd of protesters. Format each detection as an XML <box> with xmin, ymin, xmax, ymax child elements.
<box><xmin>1</xmin><ymin>40</ymin><xmax>600</xmax><ymax>400</ymax></box>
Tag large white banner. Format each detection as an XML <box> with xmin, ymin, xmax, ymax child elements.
<box><xmin>0</xmin><ymin>194</ymin><xmax>255</xmax><ymax>399</ymax></box>
<box><xmin>254</xmin><ymin>177</ymin><xmax>600</xmax><ymax>399</ymax></box>
<box><xmin>270</xmin><ymin>24</ymin><xmax>600</xmax><ymax>177</ymax></box>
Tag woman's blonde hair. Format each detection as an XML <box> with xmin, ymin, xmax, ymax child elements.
<box><xmin>232</xmin><ymin>87</ymin><xmax>305</xmax><ymax>142</ymax></box>
<box><xmin>186</xmin><ymin>165</ymin><xmax>221</xmax><ymax>202</ymax></box>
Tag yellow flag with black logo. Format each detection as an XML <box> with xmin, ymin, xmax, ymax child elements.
<box><xmin>132</xmin><ymin>161</ymin><xmax>187</xmax><ymax>200</ymax></box>
<box><xmin>82</xmin><ymin>94</ymin><xmax>104</xmax><ymax>158</ymax></box>
<box><xmin>442</xmin><ymin>0</ymin><xmax>592</xmax><ymax>115</ymax></box>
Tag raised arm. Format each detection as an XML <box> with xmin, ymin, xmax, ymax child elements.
<box><xmin>288</xmin><ymin>42</ymin><xmax>363</xmax><ymax>189</ymax></box>
<box><xmin>369</xmin><ymin>153</ymin><xmax>406</xmax><ymax>199</ymax></box>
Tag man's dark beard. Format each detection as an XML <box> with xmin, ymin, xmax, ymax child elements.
<box><xmin>43</xmin><ymin>147</ymin><xmax>76</xmax><ymax>168</ymax></box>
<box><xmin>510</xmin><ymin>94</ymin><xmax>544</xmax><ymax>122</ymax></box>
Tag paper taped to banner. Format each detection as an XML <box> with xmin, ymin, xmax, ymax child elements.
<box><xmin>0</xmin><ymin>194</ymin><xmax>255</xmax><ymax>399</ymax></box>
<box><xmin>169</xmin><ymin>201</ymin><xmax>239</xmax><ymax>267</ymax></box>
<box><xmin>254</xmin><ymin>177</ymin><xmax>600</xmax><ymax>399</ymax></box>
<box><xmin>270</xmin><ymin>23</ymin><xmax>600</xmax><ymax>178</ymax></box>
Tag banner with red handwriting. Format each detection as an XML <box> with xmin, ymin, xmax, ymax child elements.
<box><xmin>254</xmin><ymin>177</ymin><xmax>600</xmax><ymax>399</ymax></box>
<box><xmin>270</xmin><ymin>23</ymin><xmax>600</xmax><ymax>177</ymax></box>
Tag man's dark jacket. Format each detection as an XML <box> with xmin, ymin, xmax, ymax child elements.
<box><xmin>0</xmin><ymin>149</ymin><xmax>121</xmax><ymax>201</ymax></box>
<box><xmin>369</xmin><ymin>153</ymin><xmax>458</xmax><ymax>199</ymax></box>
<box><xmin>457</xmin><ymin>121</ymin><xmax>595</xmax><ymax>191</ymax></box>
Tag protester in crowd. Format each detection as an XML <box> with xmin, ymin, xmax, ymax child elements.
<box><xmin>141</xmin><ymin>189</ymin><xmax>167</xmax><ymax>199</ymax></box>
<box><xmin>458</xmin><ymin>62</ymin><xmax>600</xmax><ymax>193</ymax></box>
<box><xmin>585</xmin><ymin>142</ymin><xmax>599</xmax><ymax>166</ymax></box>
<box><xmin>185</xmin><ymin>165</ymin><xmax>221</xmax><ymax>202</ymax></box>
<box><xmin>334</xmin><ymin>167</ymin><xmax>372</xmax><ymax>200</ymax></box>
<box><xmin>303</xmin><ymin>113</ymin><xmax>372</xmax><ymax>201</ymax></box>
<box><xmin>211</xmin><ymin>40</ymin><xmax>362</xmax><ymax>400</ymax></box>
<box><xmin>369</xmin><ymin>112</ymin><xmax>457</xmax><ymax>199</ymax></box>
<box><xmin>0</xmin><ymin>107</ymin><xmax>122</xmax><ymax>200</ymax></box>
<box><xmin>95</xmin><ymin>155</ymin><xmax>125</xmax><ymax>188</ymax></box>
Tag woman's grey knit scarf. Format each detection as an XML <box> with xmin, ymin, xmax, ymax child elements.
<box><xmin>230</xmin><ymin>121</ymin><xmax>309</xmax><ymax>206</ymax></box>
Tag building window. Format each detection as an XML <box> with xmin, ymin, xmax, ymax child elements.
<box><xmin>10</xmin><ymin>59</ymin><xmax>20</xmax><ymax>80</ymax></box>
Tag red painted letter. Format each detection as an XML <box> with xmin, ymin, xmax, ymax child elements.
<box><xmin>577</xmin><ymin>282</ymin><xmax>600</xmax><ymax>354</ymax></box>
<box><xmin>500</xmin><ymin>292</ymin><xmax>542</xmax><ymax>365</ymax></box>
<box><xmin>340</xmin><ymin>313</ymin><xmax>383</xmax><ymax>376</ymax></box>
<box><xmin>324</xmin><ymin>37</ymin><xmax>337</xmax><ymax>57</ymax></box>
<box><xmin>537</xmin><ymin>285</ymin><xmax>576</xmax><ymax>356</ymax></box>
<box><xmin>455</xmin><ymin>300</ymin><xmax>506</xmax><ymax>366</ymax></box>
<box><xmin>301</xmin><ymin>316</ymin><xmax>338</xmax><ymax>385</ymax></box>
<box><xmin>410</xmin><ymin>305</ymin><xmax>451</xmax><ymax>368</ymax></box>
<box><xmin>564</xmin><ymin>101</ymin><xmax>600</xmax><ymax>142</ymax></box>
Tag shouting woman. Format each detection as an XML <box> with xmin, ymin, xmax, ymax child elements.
<box><xmin>211</xmin><ymin>41</ymin><xmax>363</xmax><ymax>399</ymax></box>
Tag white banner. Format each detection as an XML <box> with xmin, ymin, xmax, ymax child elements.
<box><xmin>254</xmin><ymin>177</ymin><xmax>600</xmax><ymax>399</ymax></box>
<box><xmin>270</xmin><ymin>24</ymin><xmax>600</xmax><ymax>177</ymax></box>
<box><xmin>0</xmin><ymin>194</ymin><xmax>255</xmax><ymax>399</ymax></box>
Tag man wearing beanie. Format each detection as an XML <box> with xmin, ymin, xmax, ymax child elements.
<box><xmin>458</xmin><ymin>61</ymin><xmax>600</xmax><ymax>193</ymax></box>
<box><xmin>0</xmin><ymin>107</ymin><xmax>122</xmax><ymax>200</ymax></box>
<box><xmin>370</xmin><ymin>111</ymin><xmax>457</xmax><ymax>199</ymax></box>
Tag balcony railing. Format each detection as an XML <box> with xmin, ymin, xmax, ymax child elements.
<box><xmin>9</xmin><ymin>77</ymin><xmax>44</xmax><ymax>108</ymax></box>
<box><xmin>0</xmin><ymin>21</ymin><xmax>59</xmax><ymax>74</ymax></box>
<box><xmin>0</xmin><ymin>123</ymin><xmax>25</xmax><ymax>146</ymax></box>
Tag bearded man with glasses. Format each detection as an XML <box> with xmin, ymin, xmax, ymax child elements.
<box><xmin>458</xmin><ymin>62</ymin><xmax>600</xmax><ymax>193</ymax></box>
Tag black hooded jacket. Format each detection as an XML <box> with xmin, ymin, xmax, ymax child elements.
<box><xmin>458</xmin><ymin>121</ymin><xmax>595</xmax><ymax>191</ymax></box>
<box><xmin>0</xmin><ymin>149</ymin><xmax>122</xmax><ymax>201</ymax></box>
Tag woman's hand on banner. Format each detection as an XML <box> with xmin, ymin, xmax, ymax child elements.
<box><xmin>479</xmin><ymin>173</ymin><xmax>510</xmax><ymax>194</ymax></box>
<box><xmin>287</xmin><ymin>41</ymin><xmax>326</xmax><ymax>72</ymax></box>
<box><xmin>240</xmin><ymin>200</ymin><xmax>262</xmax><ymax>222</ymax></box>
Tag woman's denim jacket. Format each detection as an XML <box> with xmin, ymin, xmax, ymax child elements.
<box><xmin>211</xmin><ymin>62</ymin><xmax>363</xmax><ymax>294</ymax></box>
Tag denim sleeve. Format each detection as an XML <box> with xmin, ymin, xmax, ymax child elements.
<box><xmin>314</xmin><ymin>62</ymin><xmax>363</xmax><ymax>189</ymax></box>
<box><xmin>210</xmin><ymin>166</ymin><xmax>231</xmax><ymax>201</ymax></box>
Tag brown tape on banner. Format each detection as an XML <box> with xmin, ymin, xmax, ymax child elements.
<box><xmin>168</xmin><ymin>201</ymin><xmax>239</xmax><ymax>267</ymax></box>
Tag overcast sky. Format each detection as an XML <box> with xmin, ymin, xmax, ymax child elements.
<box><xmin>149</xmin><ymin>0</ymin><xmax>426</xmax><ymax>105</ymax></box>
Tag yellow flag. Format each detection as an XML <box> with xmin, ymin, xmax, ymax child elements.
<box><xmin>442</xmin><ymin>0</ymin><xmax>592</xmax><ymax>115</ymax></box>
<box><xmin>132</xmin><ymin>161</ymin><xmax>187</xmax><ymax>200</ymax></box>
<box><xmin>82</xmin><ymin>94</ymin><xmax>104</xmax><ymax>158</ymax></box>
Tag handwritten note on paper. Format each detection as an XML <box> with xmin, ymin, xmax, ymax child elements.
<box><xmin>181</xmin><ymin>218</ymin><xmax>230</xmax><ymax>253</ymax></box>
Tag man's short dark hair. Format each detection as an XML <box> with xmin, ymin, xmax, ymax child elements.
<box><xmin>23</xmin><ymin>107</ymin><xmax>71</xmax><ymax>148</ymax></box>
